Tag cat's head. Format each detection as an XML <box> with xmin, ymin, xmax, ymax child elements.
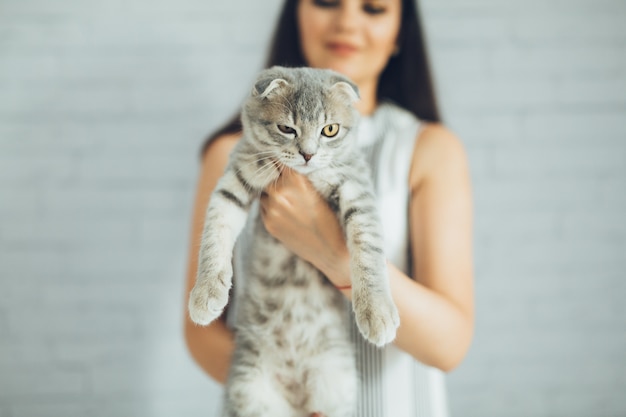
<box><xmin>242</xmin><ymin>66</ymin><xmax>360</xmax><ymax>174</ymax></box>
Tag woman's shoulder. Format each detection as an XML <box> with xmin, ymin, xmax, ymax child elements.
<box><xmin>409</xmin><ymin>122</ymin><xmax>470</xmax><ymax>191</ymax></box>
<box><xmin>200</xmin><ymin>132</ymin><xmax>242</xmax><ymax>165</ymax></box>
<box><xmin>194</xmin><ymin>132</ymin><xmax>244</xmax><ymax>192</ymax></box>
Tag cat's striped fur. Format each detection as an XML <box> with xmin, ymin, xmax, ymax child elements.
<box><xmin>188</xmin><ymin>66</ymin><xmax>399</xmax><ymax>417</ymax></box>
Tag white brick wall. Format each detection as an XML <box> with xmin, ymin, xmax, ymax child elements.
<box><xmin>0</xmin><ymin>0</ymin><xmax>624</xmax><ymax>416</ymax></box>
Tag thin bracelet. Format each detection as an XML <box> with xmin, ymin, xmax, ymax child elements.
<box><xmin>336</xmin><ymin>284</ymin><xmax>352</xmax><ymax>290</ymax></box>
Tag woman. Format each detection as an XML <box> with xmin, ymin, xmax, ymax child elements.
<box><xmin>184</xmin><ymin>0</ymin><xmax>474</xmax><ymax>416</ymax></box>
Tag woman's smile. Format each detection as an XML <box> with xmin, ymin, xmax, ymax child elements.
<box><xmin>326</xmin><ymin>41</ymin><xmax>360</xmax><ymax>56</ymax></box>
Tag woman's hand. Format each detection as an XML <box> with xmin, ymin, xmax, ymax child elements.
<box><xmin>259</xmin><ymin>168</ymin><xmax>351</xmax><ymax>288</ymax></box>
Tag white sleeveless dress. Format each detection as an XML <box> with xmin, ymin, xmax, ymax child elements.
<box><xmin>230</xmin><ymin>101</ymin><xmax>450</xmax><ymax>417</ymax></box>
<box><xmin>350</xmin><ymin>101</ymin><xmax>450</xmax><ymax>417</ymax></box>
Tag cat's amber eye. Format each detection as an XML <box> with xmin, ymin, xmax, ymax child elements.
<box><xmin>321</xmin><ymin>123</ymin><xmax>340</xmax><ymax>137</ymax></box>
<box><xmin>277</xmin><ymin>125</ymin><xmax>296</xmax><ymax>135</ymax></box>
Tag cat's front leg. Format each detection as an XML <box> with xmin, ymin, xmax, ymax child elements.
<box><xmin>336</xmin><ymin>180</ymin><xmax>400</xmax><ymax>347</ymax></box>
<box><xmin>188</xmin><ymin>167</ymin><xmax>257</xmax><ymax>326</ymax></box>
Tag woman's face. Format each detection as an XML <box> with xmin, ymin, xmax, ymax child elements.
<box><xmin>297</xmin><ymin>0</ymin><xmax>402</xmax><ymax>88</ymax></box>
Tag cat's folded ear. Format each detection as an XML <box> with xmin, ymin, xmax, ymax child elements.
<box><xmin>252</xmin><ymin>78</ymin><xmax>290</xmax><ymax>99</ymax></box>
<box><xmin>330</xmin><ymin>78</ymin><xmax>360</xmax><ymax>103</ymax></box>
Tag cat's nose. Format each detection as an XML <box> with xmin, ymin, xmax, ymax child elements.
<box><xmin>299</xmin><ymin>151</ymin><xmax>314</xmax><ymax>162</ymax></box>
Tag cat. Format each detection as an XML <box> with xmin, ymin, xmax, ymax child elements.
<box><xmin>188</xmin><ymin>66</ymin><xmax>400</xmax><ymax>417</ymax></box>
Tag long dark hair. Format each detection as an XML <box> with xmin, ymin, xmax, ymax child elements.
<box><xmin>201</xmin><ymin>0</ymin><xmax>440</xmax><ymax>155</ymax></box>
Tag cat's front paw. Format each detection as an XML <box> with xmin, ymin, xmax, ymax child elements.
<box><xmin>353</xmin><ymin>291</ymin><xmax>400</xmax><ymax>347</ymax></box>
<box><xmin>188</xmin><ymin>268</ymin><xmax>232</xmax><ymax>326</ymax></box>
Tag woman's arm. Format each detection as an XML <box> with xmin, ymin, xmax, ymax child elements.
<box><xmin>260</xmin><ymin>124</ymin><xmax>474</xmax><ymax>372</ymax></box>
<box><xmin>183</xmin><ymin>133</ymin><xmax>241</xmax><ymax>384</ymax></box>
<box><xmin>398</xmin><ymin>123</ymin><xmax>474</xmax><ymax>371</ymax></box>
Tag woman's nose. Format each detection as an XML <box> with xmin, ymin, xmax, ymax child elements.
<box><xmin>333</xmin><ymin>1</ymin><xmax>360</xmax><ymax>32</ymax></box>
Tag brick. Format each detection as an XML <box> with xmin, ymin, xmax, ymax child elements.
<box><xmin>0</xmin><ymin>121</ymin><xmax>204</xmax><ymax>157</ymax></box>
<box><xmin>0</xmin><ymin>0</ymin><xmax>104</xmax><ymax>15</ymax></box>
<box><xmin>0</xmin><ymin>281</ymin><xmax>171</xmax><ymax>313</ymax></box>
<box><xmin>439</xmin><ymin>76</ymin><xmax>558</xmax><ymax>110</ymax></box>
<box><xmin>474</xmin><ymin>178</ymin><xmax>605</xmax><ymax>212</ymax></box>
<box><xmin>0</xmin><ymin>52</ymin><xmax>62</xmax><ymax>81</ymax></box>
<box><xmin>476</xmin><ymin>207</ymin><xmax>626</xmax><ymax>244</ymax></box>
<box><xmin>597</xmin><ymin>178</ymin><xmax>626</xmax><ymax>209</ymax></box>
<box><xmin>450</xmin><ymin>113</ymin><xmax>523</xmax><ymax>145</ymax></box>
<box><xmin>0</xmin><ymin>0</ymin><xmax>282</xmax><ymax>16</ymax></box>
<box><xmin>449</xmin><ymin>388</ymin><xmax>623</xmax><ymax>417</ymax></box>
<box><xmin>521</xmin><ymin>109</ymin><xmax>626</xmax><ymax>144</ymax></box>
<box><xmin>41</xmin><ymin>184</ymin><xmax>193</xmax><ymax>219</ymax></box>
<box><xmin>0</xmin><ymin>123</ymin><xmax>96</xmax><ymax>153</ymax></box>
<box><xmin>489</xmin><ymin>357</ymin><xmax>624</xmax><ymax>390</ymax></box>
<box><xmin>89</xmin><ymin>362</ymin><xmax>170</xmax><ymax>396</ymax></box>
<box><xmin>470</xmin><ymin>327</ymin><xmax>626</xmax><ymax>362</ymax></box>
<box><xmin>0</xmin><ymin>187</ymin><xmax>42</xmax><ymax>218</ymax></box>
<box><xmin>474</xmin><ymin>210</ymin><xmax>560</xmax><ymax>241</ymax></box>
<box><xmin>546</xmin><ymin>390</ymin><xmax>626</xmax><ymax>416</ymax></box>
<box><xmin>61</xmin><ymin>247</ymin><xmax>174</xmax><ymax>283</ymax></box>
<box><xmin>0</xmin><ymin>154</ymin><xmax>74</xmax><ymax>186</ymax></box>
<box><xmin>430</xmin><ymin>46</ymin><xmax>491</xmax><ymax>82</ymax></box>
<box><xmin>50</xmin><ymin>340</ymin><xmax>148</xmax><ymax>365</ymax></box>
<box><xmin>482</xmin><ymin>237</ymin><xmax>625</xmax><ymax>270</ymax></box>
<box><xmin>11</xmin><ymin>403</ymin><xmax>89</xmax><ymax>417</ymax></box>
<box><xmin>99</xmin><ymin>343</ymin><xmax>205</xmax><ymax>390</ymax></box>
<box><xmin>489</xmin><ymin>45</ymin><xmax>626</xmax><ymax>78</ymax></box>
<box><xmin>75</xmin><ymin>151</ymin><xmax>195</xmax><ymax>185</ymax></box>
<box><xmin>466</xmin><ymin>148</ymin><xmax>495</xmax><ymax>180</ymax></box>
<box><xmin>87</xmin><ymin>397</ymin><xmax>219</xmax><ymax>417</ymax></box>
<box><xmin>513</xmin><ymin>13</ymin><xmax>626</xmax><ymax>43</ymax></box>
<box><xmin>0</xmin><ymin>217</ymin><xmax>138</xmax><ymax>249</ymax></box>
<box><xmin>0</xmin><ymin>366</ymin><xmax>86</xmax><ymax>400</ymax></box>
<box><xmin>138</xmin><ymin>215</ymin><xmax>188</xmax><ymax>248</ymax></box>
<box><xmin>492</xmin><ymin>145</ymin><xmax>625</xmax><ymax>179</ymax></box>
<box><xmin>9</xmin><ymin>398</ymin><xmax>220</xmax><ymax>417</ymax></box>
<box><xmin>529</xmin><ymin>298</ymin><xmax>623</xmax><ymax>331</ymax></box>
<box><xmin>0</xmin><ymin>343</ymin><xmax>54</xmax><ymax>368</ymax></box>
<box><xmin>0</xmin><ymin>249</ymin><xmax>67</xmax><ymax>284</ymax></box>
<box><xmin>475</xmin><ymin>262</ymin><xmax>623</xmax><ymax>297</ymax></box>
<box><xmin>0</xmin><ymin>310</ymin><xmax>7</xmax><ymax>339</ymax></box>
<box><xmin>555</xmin><ymin>76</ymin><xmax>626</xmax><ymax>106</ymax></box>
<box><xmin>560</xmin><ymin>210</ymin><xmax>626</xmax><ymax>239</ymax></box>
<box><xmin>7</xmin><ymin>307</ymin><xmax>140</xmax><ymax>342</ymax></box>
<box><xmin>423</xmin><ymin>0</ymin><xmax>626</xmax><ymax>14</ymax></box>
<box><xmin>426</xmin><ymin>15</ymin><xmax>513</xmax><ymax>46</ymax></box>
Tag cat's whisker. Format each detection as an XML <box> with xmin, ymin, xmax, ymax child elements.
<box><xmin>249</xmin><ymin>150</ymin><xmax>278</xmax><ymax>158</ymax></box>
<box><xmin>252</xmin><ymin>161</ymin><xmax>281</xmax><ymax>188</ymax></box>
<box><xmin>248</xmin><ymin>158</ymin><xmax>277</xmax><ymax>173</ymax></box>
<box><xmin>258</xmin><ymin>165</ymin><xmax>281</xmax><ymax>192</ymax></box>
<box><xmin>249</xmin><ymin>157</ymin><xmax>274</xmax><ymax>173</ymax></box>
<box><xmin>269</xmin><ymin>171</ymin><xmax>281</xmax><ymax>193</ymax></box>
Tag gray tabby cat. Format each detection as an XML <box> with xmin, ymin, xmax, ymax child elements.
<box><xmin>188</xmin><ymin>66</ymin><xmax>399</xmax><ymax>417</ymax></box>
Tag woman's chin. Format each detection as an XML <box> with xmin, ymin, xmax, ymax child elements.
<box><xmin>311</xmin><ymin>60</ymin><xmax>361</xmax><ymax>82</ymax></box>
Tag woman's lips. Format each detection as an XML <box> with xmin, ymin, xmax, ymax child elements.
<box><xmin>326</xmin><ymin>42</ymin><xmax>359</xmax><ymax>56</ymax></box>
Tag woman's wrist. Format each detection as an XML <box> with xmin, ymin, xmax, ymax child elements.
<box><xmin>314</xmin><ymin>246</ymin><xmax>352</xmax><ymax>296</ymax></box>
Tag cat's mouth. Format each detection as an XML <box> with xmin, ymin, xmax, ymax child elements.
<box><xmin>283</xmin><ymin>160</ymin><xmax>320</xmax><ymax>174</ymax></box>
